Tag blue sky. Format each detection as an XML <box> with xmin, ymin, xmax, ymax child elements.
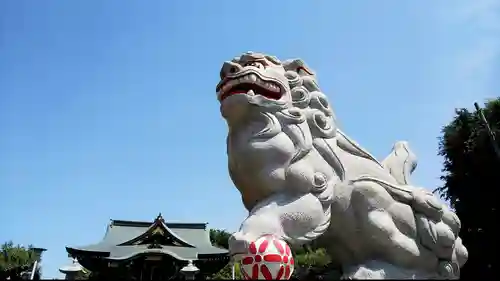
<box><xmin>1</xmin><ymin>0</ymin><xmax>499</xmax><ymax>278</ymax></box>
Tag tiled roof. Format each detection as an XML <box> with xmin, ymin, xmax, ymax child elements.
<box><xmin>66</xmin><ymin>214</ymin><xmax>228</xmax><ymax>261</ymax></box>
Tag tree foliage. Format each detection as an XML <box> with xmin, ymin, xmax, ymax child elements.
<box><xmin>436</xmin><ymin>99</ymin><xmax>499</xmax><ymax>279</ymax></box>
<box><xmin>294</xmin><ymin>247</ymin><xmax>330</xmax><ymax>269</ymax></box>
<box><xmin>209</xmin><ymin>229</ymin><xmax>231</xmax><ymax>250</ymax></box>
<box><xmin>208</xmin><ymin>229</ymin><xmax>242</xmax><ymax>280</ymax></box>
<box><xmin>290</xmin><ymin>246</ymin><xmax>336</xmax><ymax>280</ymax></box>
<box><xmin>0</xmin><ymin>241</ymin><xmax>41</xmax><ymax>279</ymax></box>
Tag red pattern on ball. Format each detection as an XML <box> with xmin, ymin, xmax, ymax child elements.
<box><xmin>239</xmin><ymin>235</ymin><xmax>295</xmax><ymax>280</ymax></box>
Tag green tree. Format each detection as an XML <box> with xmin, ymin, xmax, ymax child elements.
<box><xmin>209</xmin><ymin>229</ymin><xmax>231</xmax><ymax>250</ymax></box>
<box><xmin>0</xmin><ymin>241</ymin><xmax>41</xmax><ymax>279</ymax></box>
<box><xmin>436</xmin><ymin>99</ymin><xmax>499</xmax><ymax>279</ymax></box>
<box><xmin>290</xmin><ymin>244</ymin><xmax>338</xmax><ymax>280</ymax></box>
<box><xmin>294</xmin><ymin>247</ymin><xmax>330</xmax><ymax>269</ymax></box>
<box><xmin>209</xmin><ymin>229</ymin><xmax>242</xmax><ymax>280</ymax></box>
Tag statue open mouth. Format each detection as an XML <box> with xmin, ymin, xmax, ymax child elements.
<box><xmin>217</xmin><ymin>73</ymin><xmax>283</xmax><ymax>102</ymax></box>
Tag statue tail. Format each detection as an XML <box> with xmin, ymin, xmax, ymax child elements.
<box><xmin>381</xmin><ymin>141</ymin><xmax>417</xmax><ymax>185</ymax></box>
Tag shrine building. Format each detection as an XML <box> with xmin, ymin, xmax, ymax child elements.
<box><xmin>65</xmin><ymin>213</ymin><xmax>229</xmax><ymax>280</ymax></box>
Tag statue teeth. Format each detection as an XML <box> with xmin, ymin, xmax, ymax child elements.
<box><xmin>220</xmin><ymin>74</ymin><xmax>280</xmax><ymax>96</ymax></box>
<box><xmin>239</xmin><ymin>74</ymin><xmax>257</xmax><ymax>83</ymax></box>
<box><xmin>265</xmin><ymin>82</ymin><xmax>279</xmax><ymax>92</ymax></box>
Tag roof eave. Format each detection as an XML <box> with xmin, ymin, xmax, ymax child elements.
<box><xmin>105</xmin><ymin>249</ymin><xmax>193</xmax><ymax>262</ymax></box>
<box><xmin>66</xmin><ymin>246</ymin><xmax>110</xmax><ymax>257</ymax></box>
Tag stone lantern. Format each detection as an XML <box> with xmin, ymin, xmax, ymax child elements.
<box><xmin>27</xmin><ymin>247</ymin><xmax>46</xmax><ymax>279</ymax></box>
<box><xmin>59</xmin><ymin>256</ymin><xmax>83</xmax><ymax>280</ymax></box>
<box><xmin>180</xmin><ymin>260</ymin><xmax>199</xmax><ymax>280</ymax></box>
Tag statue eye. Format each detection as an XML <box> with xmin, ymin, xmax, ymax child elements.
<box><xmin>244</xmin><ymin>61</ymin><xmax>265</xmax><ymax>69</ymax></box>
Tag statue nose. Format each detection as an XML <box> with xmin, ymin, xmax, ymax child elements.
<box><xmin>220</xmin><ymin>61</ymin><xmax>243</xmax><ymax>80</ymax></box>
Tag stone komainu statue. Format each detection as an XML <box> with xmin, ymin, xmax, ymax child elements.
<box><xmin>215</xmin><ymin>52</ymin><xmax>468</xmax><ymax>279</ymax></box>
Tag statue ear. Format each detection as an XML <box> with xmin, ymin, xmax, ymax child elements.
<box><xmin>283</xmin><ymin>59</ymin><xmax>315</xmax><ymax>77</ymax></box>
<box><xmin>283</xmin><ymin>59</ymin><xmax>303</xmax><ymax>72</ymax></box>
<box><xmin>264</xmin><ymin>55</ymin><xmax>281</xmax><ymax>65</ymax></box>
<box><xmin>231</xmin><ymin>56</ymin><xmax>241</xmax><ymax>63</ymax></box>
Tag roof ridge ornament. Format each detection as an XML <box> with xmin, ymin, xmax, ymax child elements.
<box><xmin>155</xmin><ymin>212</ymin><xmax>165</xmax><ymax>223</ymax></box>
